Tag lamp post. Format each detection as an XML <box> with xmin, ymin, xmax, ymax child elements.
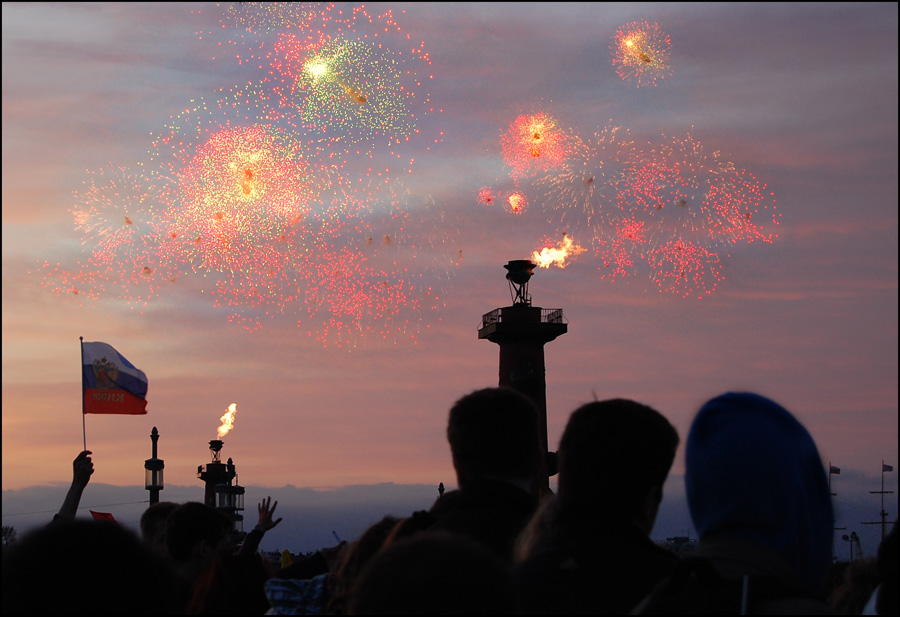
<box><xmin>841</xmin><ymin>532</ymin><xmax>859</xmax><ymax>562</ymax></box>
<box><xmin>144</xmin><ymin>427</ymin><xmax>164</xmax><ymax>505</ymax></box>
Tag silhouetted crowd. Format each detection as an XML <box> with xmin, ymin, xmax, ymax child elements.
<box><xmin>2</xmin><ymin>389</ymin><xmax>896</xmax><ymax>615</ymax></box>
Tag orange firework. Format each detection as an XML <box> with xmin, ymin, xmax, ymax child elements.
<box><xmin>500</xmin><ymin>112</ymin><xmax>570</xmax><ymax>181</ymax></box>
<box><xmin>611</xmin><ymin>20</ymin><xmax>672</xmax><ymax>87</ymax></box>
<box><xmin>506</xmin><ymin>192</ymin><xmax>527</xmax><ymax>214</ymax></box>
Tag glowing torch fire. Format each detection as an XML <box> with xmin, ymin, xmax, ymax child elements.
<box><xmin>532</xmin><ymin>233</ymin><xmax>586</xmax><ymax>269</ymax></box>
<box><xmin>217</xmin><ymin>403</ymin><xmax>238</xmax><ymax>438</ymax></box>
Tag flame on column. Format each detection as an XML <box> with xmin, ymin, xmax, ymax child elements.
<box><xmin>217</xmin><ymin>403</ymin><xmax>238</xmax><ymax>438</ymax></box>
<box><xmin>532</xmin><ymin>233</ymin><xmax>586</xmax><ymax>269</ymax></box>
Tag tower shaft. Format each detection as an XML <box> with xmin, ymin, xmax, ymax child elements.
<box><xmin>479</xmin><ymin>295</ymin><xmax>566</xmax><ymax>495</ymax></box>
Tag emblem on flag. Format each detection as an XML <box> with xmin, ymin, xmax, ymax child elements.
<box><xmin>81</xmin><ymin>341</ymin><xmax>148</xmax><ymax>415</ymax></box>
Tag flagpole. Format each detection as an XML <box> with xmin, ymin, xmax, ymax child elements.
<box><xmin>80</xmin><ymin>336</ymin><xmax>86</xmax><ymax>451</ymax></box>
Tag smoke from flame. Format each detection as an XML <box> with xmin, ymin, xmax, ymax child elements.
<box><xmin>217</xmin><ymin>403</ymin><xmax>237</xmax><ymax>438</ymax></box>
<box><xmin>532</xmin><ymin>233</ymin><xmax>586</xmax><ymax>269</ymax></box>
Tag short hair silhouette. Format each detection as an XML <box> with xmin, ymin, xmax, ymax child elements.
<box><xmin>446</xmin><ymin>387</ymin><xmax>540</xmax><ymax>484</ymax></box>
<box><xmin>348</xmin><ymin>531</ymin><xmax>514</xmax><ymax>615</ymax></box>
<box><xmin>557</xmin><ymin>398</ymin><xmax>679</xmax><ymax>521</ymax></box>
<box><xmin>327</xmin><ymin>515</ymin><xmax>403</xmax><ymax>614</ymax></box>
<box><xmin>164</xmin><ymin>501</ymin><xmax>233</xmax><ymax>565</ymax></box>
<box><xmin>188</xmin><ymin>545</ymin><xmax>274</xmax><ymax>615</ymax></box>
<box><xmin>140</xmin><ymin>500</ymin><xmax>179</xmax><ymax>552</ymax></box>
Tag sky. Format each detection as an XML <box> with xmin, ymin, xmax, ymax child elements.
<box><xmin>2</xmin><ymin>2</ymin><xmax>897</xmax><ymax>554</ymax></box>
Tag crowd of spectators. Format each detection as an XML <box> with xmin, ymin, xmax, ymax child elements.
<box><xmin>2</xmin><ymin>388</ymin><xmax>895</xmax><ymax>615</ymax></box>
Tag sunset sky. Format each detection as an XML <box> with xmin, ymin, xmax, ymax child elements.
<box><xmin>2</xmin><ymin>3</ymin><xmax>897</xmax><ymax>550</ymax></box>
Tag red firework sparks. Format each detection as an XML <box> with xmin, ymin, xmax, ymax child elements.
<box><xmin>648</xmin><ymin>240</ymin><xmax>723</xmax><ymax>298</ymax></box>
<box><xmin>705</xmin><ymin>168</ymin><xmax>780</xmax><ymax>245</ymax></box>
<box><xmin>477</xmin><ymin>187</ymin><xmax>497</xmax><ymax>206</ymax></box>
<box><xmin>500</xmin><ymin>112</ymin><xmax>570</xmax><ymax>181</ymax></box>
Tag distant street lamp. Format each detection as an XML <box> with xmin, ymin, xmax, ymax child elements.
<box><xmin>144</xmin><ymin>427</ymin><xmax>164</xmax><ymax>505</ymax></box>
<box><xmin>841</xmin><ymin>531</ymin><xmax>860</xmax><ymax>562</ymax></box>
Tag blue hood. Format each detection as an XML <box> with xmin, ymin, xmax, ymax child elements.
<box><xmin>686</xmin><ymin>392</ymin><xmax>833</xmax><ymax>595</ymax></box>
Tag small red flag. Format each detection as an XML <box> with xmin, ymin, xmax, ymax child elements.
<box><xmin>90</xmin><ymin>510</ymin><xmax>116</xmax><ymax>522</ymax></box>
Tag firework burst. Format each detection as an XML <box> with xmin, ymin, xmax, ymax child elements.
<box><xmin>500</xmin><ymin>112</ymin><xmax>571</xmax><ymax>181</ymax></box>
<box><xmin>705</xmin><ymin>168</ymin><xmax>780</xmax><ymax>245</ymax></box>
<box><xmin>477</xmin><ymin>187</ymin><xmax>499</xmax><ymax>207</ymax></box>
<box><xmin>216</xmin><ymin>2</ymin><xmax>320</xmax><ymax>33</ymax></box>
<box><xmin>45</xmin><ymin>2</ymin><xmax>452</xmax><ymax>342</ymax></box>
<box><xmin>70</xmin><ymin>165</ymin><xmax>168</xmax><ymax>262</ymax></box>
<box><xmin>532</xmin><ymin>122</ymin><xmax>637</xmax><ymax>244</ymax></box>
<box><xmin>648</xmin><ymin>240</ymin><xmax>723</xmax><ymax>299</ymax></box>
<box><xmin>270</xmin><ymin>35</ymin><xmax>418</xmax><ymax>145</ymax></box>
<box><xmin>615</xmin><ymin>129</ymin><xmax>737</xmax><ymax>254</ymax></box>
<box><xmin>611</xmin><ymin>20</ymin><xmax>672</xmax><ymax>87</ymax></box>
<box><xmin>161</xmin><ymin>125</ymin><xmax>324</xmax><ymax>276</ymax></box>
<box><xmin>596</xmin><ymin>216</ymin><xmax>648</xmax><ymax>280</ymax></box>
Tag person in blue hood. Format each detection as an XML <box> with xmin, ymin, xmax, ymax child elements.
<box><xmin>681</xmin><ymin>391</ymin><xmax>835</xmax><ymax>613</ymax></box>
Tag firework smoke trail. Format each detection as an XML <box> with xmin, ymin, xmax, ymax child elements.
<box><xmin>610</xmin><ymin>20</ymin><xmax>672</xmax><ymax>87</ymax></box>
<box><xmin>500</xmin><ymin>112</ymin><xmax>571</xmax><ymax>182</ymax></box>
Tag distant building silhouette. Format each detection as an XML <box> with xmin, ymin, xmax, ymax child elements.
<box><xmin>197</xmin><ymin>439</ymin><xmax>245</xmax><ymax>532</ymax></box>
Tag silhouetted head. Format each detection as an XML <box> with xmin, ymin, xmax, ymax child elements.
<box><xmin>686</xmin><ymin>392</ymin><xmax>833</xmax><ymax>596</ymax></box>
<box><xmin>188</xmin><ymin>545</ymin><xmax>274</xmax><ymax>615</ymax></box>
<box><xmin>446</xmin><ymin>387</ymin><xmax>540</xmax><ymax>487</ymax></box>
<box><xmin>140</xmin><ymin>500</ymin><xmax>179</xmax><ymax>555</ymax></box>
<box><xmin>164</xmin><ymin>501</ymin><xmax>234</xmax><ymax>578</ymax></box>
<box><xmin>327</xmin><ymin>515</ymin><xmax>403</xmax><ymax>614</ymax></box>
<box><xmin>557</xmin><ymin>398</ymin><xmax>678</xmax><ymax>528</ymax></box>
<box><xmin>2</xmin><ymin>520</ymin><xmax>182</xmax><ymax>614</ymax></box>
<box><xmin>348</xmin><ymin>531</ymin><xmax>514</xmax><ymax>614</ymax></box>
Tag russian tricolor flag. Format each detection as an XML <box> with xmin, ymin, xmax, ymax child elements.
<box><xmin>82</xmin><ymin>341</ymin><xmax>148</xmax><ymax>415</ymax></box>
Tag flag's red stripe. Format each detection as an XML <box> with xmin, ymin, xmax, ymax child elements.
<box><xmin>83</xmin><ymin>388</ymin><xmax>147</xmax><ymax>415</ymax></box>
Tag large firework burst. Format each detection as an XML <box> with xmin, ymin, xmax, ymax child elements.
<box><xmin>500</xmin><ymin>111</ymin><xmax>571</xmax><ymax>181</ymax></box>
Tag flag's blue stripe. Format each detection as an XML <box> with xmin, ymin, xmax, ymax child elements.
<box><xmin>82</xmin><ymin>366</ymin><xmax>148</xmax><ymax>399</ymax></box>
